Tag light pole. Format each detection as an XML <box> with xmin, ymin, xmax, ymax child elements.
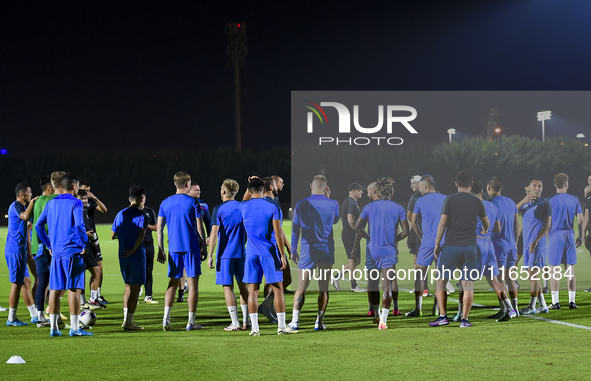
<box><xmin>447</xmin><ymin>128</ymin><xmax>456</xmax><ymax>143</ymax></box>
<box><xmin>537</xmin><ymin>110</ymin><xmax>551</xmax><ymax>143</ymax></box>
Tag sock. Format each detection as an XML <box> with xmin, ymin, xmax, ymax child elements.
<box><xmin>457</xmin><ymin>302</ymin><xmax>463</xmax><ymax>315</ymax></box>
<box><xmin>417</xmin><ymin>296</ymin><xmax>423</xmax><ymax>310</ymax></box>
<box><xmin>393</xmin><ymin>298</ymin><xmax>399</xmax><ymax>311</ymax></box>
<box><xmin>498</xmin><ymin>298</ymin><xmax>506</xmax><ymax>313</ymax></box>
<box><xmin>80</xmin><ymin>294</ymin><xmax>87</xmax><ymax>305</ymax></box>
<box><xmin>543</xmin><ymin>279</ymin><xmax>548</xmax><ymax>288</ymax></box>
<box><xmin>551</xmin><ymin>291</ymin><xmax>559</xmax><ymax>305</ymax></box>
<box><xmin>249</xmin><ymin>313</ymin><xmax>259</xmax><ymax>331</ymax></box>
<box><xmin>538</xmin><ymin>294</ymin><xmax>547</xmax><ymax>308</ymax></box>
<box><xmin>227</xmin><ymin>306</ymin><xmax>240</xmax><ymax>327</ymax></box>
<box><xmin>27</xmin><ymin>304</ymin><xmax>36</xmax><ymax>317</ymax></box>
<box><xmin>440</xmin><ymin>313</ymin><xmax>447</xmax><ymax>318</ymax></box>
<box><xmin>50</xmin><ymin>314</ymin><xmax>58</xmax><ymax>330</ymax></box>
<box><xmin>501</xmin><ymin>298</ymin><xmax>512</xmax><ymax>312</ymax></box>
<box><xmin>8</xmin><ymin>308</ymin><xmax>17</xmax><ymax>322</ymax></box>
<box><xmin>368</xmin><ymin>302</ymin><xmax>373</xmax><ymax>311</ymax></box>
<box><xmin>373</xmin><ymin>307</ymin><xmax>380</xmax><ymax>318</ymax></box>
<box><xmin>90</xmin><ymin>290</ymin><xmax>98</xmax><ymax>302</ymax></box>
<box><xmin>240</xmin><ymin>304</ymin><xmax>249</xmax><ymax>325</ymax></box>
<box><xmin>528</xmin><ymin>296</ymin><xmax>537</xmax><ymax>309</ymax></box>
<box><xmin>277</xmin><ymin>312</ymin><xmax>286</xmax><ymax>329</ymax></box>
<box><xmin>97</xmin><ymin>287</ymin><xmax>102</xmax><ymax>297</ymax></box>
<box><xmin>123</xmin><ymin>308</ymin><xmax>129</xmax><ymax>325</ymax></box>
<box><xmin>163</xmin><ymin>306</ymin><xmax>171</xmax><ymax>323</ymax></box>
<box><xmin>291</xmin><ymin>309</ymin><xmax>301</xmax><ymax>323</ymax></box>
<box><xmin>351</xmin><ymin>280</ymin><xmax>358</xmax><ymax>289</ymax></box>
<box><xmin>188</xmin><ymin>312</ymin><xmax>196</xmax><ymax>325</ymax></box>
<box><xmin>316</xmin><ymin>310</ymin><xmax>325</xmax><ymax>325</ymax></box>
<box><xmin>380</xmin><ymin>308</ymin><xmax>389</xmax><ymax>325</ymax></box>
<box><xmin>512</xmin><ymin>298</ymin><xmax>518</xmax><ymax>311</ymax></box>
<box><xmin>70</xmin><ymin>315</ymin><xmax>79</xmax><ymax>331</ymax></box>
<box><xmin>569</xmin><ymin>291</ymin><xmax>576</xmax><ymax>303</ymax></box>
<box><xmin>126</xmin><ymin>313</ymin><xmax>134</xmax><ymax>326</ymax></box>
<box><xmin>38</xmin><ymin>310</ymin><xmax>46</xmax><ymax>322</ymax></box>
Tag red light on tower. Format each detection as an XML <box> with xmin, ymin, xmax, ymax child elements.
<box><xmin>237</xmin><ymin>23</ymin><xmax>241</xmax><ymax>27</ymax></box>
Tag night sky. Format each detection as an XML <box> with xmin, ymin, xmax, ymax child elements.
<box><xmin>2</xmin><ymin>1</ymin><xmax>591</xmax><ymax>154</ymax></box>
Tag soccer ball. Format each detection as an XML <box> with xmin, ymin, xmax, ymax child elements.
<box><xmin>80</xmin><ymin>310</ymin><xmax>97</xmax><ymax>326</ymax></box>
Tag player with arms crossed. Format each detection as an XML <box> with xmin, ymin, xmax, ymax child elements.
<box><xmin>289</xmin><ymin>175</ymin><xmax>340</xmax><ymax>331</ymax></box>
<box><xmin>547</xmin><ymin>173</ymin><xmax>583</xmax><ymax>309</ymax></box>
<box><xmin>240</xmin><ymin>178</ymin><xmax>295</xmax><ymax>335</ymax></box>
<box><xmin>157</xmin><ymin>171</ymin><xmax>207</xmax><ymax>331</ymax></box>
<box><xmin>36</xmin><ymin>173</ymin><xmax>92</xmax><ymax>337</ymax></box>
<box><xmin>354</xmin><ymin>177</ymin><xmax>409</xmax><ymax>330</ymax></box>
<box><xmin>207</xmin><ymin>179</ymin><xmax>250</xmax><ymax>331</ymax></box>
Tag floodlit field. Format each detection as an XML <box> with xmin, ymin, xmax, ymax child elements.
<box><xmin>2</xmin><ymin>222</ymin><xmax>591</xmax><ymax>380</ymax></box>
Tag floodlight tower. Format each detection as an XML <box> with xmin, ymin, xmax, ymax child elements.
<box><xmin>447</xmin><ymin>128</ymin><xmax>456</xmax><ymax>143</ymax></box>
<box><xmin>226</xmin><ymin>22</ymin><xmax>247</xmax><ymax>151</ymax></box>
<box><xmin>537</xmin><ymin>110</ymin><xmax>551</xmax><ymax>143</ymax></box>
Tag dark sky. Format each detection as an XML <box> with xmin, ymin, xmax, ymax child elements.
<box><xmin>2</xmin><ymin>0</ymin><xmax>591</xmax><ymax>154</ymax></box>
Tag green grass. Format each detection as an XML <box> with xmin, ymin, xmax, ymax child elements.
<box><xmin>1</xmin><ymin>222</ymin><xmax>591</xmax><ymax>380</ymax></box>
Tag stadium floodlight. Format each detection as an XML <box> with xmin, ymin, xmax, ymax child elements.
<box><xmin>494</xmin><ymin>127</ymin><xmax>501</xmax><ymax>134</ymax></box>
<box><xmin>447</xmin><ymin>128</ymin><xmax>456</xmax><ymax>143</ymax></box>
<box><xmin>537</xmin><ymin>110</ymin><xmax>551</xmax><ymax>142</ymax></box>
<box><xmin>577</xmin><ymin>133</ymin><xmax>585</xmax><ymax>139</ymax></box>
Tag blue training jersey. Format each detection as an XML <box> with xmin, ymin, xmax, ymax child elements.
<box><xmin>291</xmin><ymin>194</ymin><xmax>339</xmax><ymax>258</ymax></box>
<box><xmin>548</xmin><ymin>193</ymin><xmax>582</xmax><ymax>233</ymax></box>
<box><xmin>239</xmin><ymin>198</ymin><xmax>280</xmax><ymax>257</ymax></box>
<box><xmin>211</xmin><ymin>200</ymin><xmax>245</xmax><ymax>259</ymax></box>
<box><xmin>158</xmin><ymin>194</ymin><xmax>202</xmax><ymax>253</ymax></box>
<box><xmin>477</xmin><ymin>200</ymin><xmax>498</xmax><ymax>239</ymax></box>
<box><xmin>112</xmin><ymin>207</ymin><xmax>147</xmax><ymax>258</ymax></box>
<box><xmin>490</xmin><ymin>195</ymin><xmax>517</xmax><ymax>246</ymax></box>
<box><xmin>5</xmin><ymin>201</ymin><xmax>28</xmax><ymax>253</ymax></box>
<box><xmin>521</xmin><ymin>197</ymin><xmax>552</xmax><ymax>249</ymax></box>
<box><xmin>413</xmin><ymin>192</ymin><xmax>446</xmax><ymax>248</ymax></box>
<box><xmin>35</xmin><ymin>194</ymin><xmax>88</xmax><ymax>257</ymax></box>
<box><xmin>359</xmin><ymin>199</ymin><xmax>406</xmax><ymax>258</ymax></box>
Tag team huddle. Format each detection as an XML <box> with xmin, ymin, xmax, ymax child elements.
<box><xmin>2</xmin><ymin>169</ymin><xmax>588</xmax><ymax>336</ymax></box>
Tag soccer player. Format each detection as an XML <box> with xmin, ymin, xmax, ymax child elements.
<box><xmin>361</xmin><ymin>182</ymin><xmax>378</xmax><ymax>317</ymax></box>
<box><xmin>332</xmin><ymin>183</ymin><xmax>366</xmax><ymax>293</ymax></box>
<box><xmin>5</xmin><ymin>182</ymin><xmax>39</xmax><ymax>326</ymax></box>
<box><xmin>518</xmin><ymin>179</ymin><xmax>551</xmax><ymax>315</ymax></box>
<box><xmin>139</xmin><ymin>191</ymin><xmax>158</xmax><ymax>303</ymax></box>
<box><xmin>207</xmin><ymin>179</ymin><xmax>250</xmax><ymax>331</ymax></box>
<box><xmin>240</xmin><ymin>178</ymin><xmax>295</xmax><ymax>335</ymax></box>
<box><xmin>407</xmin><ymin>175</ymin><xmax>422</xmax><ymax>289</ymax></box>
<box><xmin>353</xmin><ymin>177</ymin><xmax>408</xmax><ymax>330</ymax></box>
<box><xmin>77</xmin><ymin>189</ymin><xmax>105</xmax><ymax>311</ymax></box>
<box><xmin>487</xmin><ymin>176</ymin><xmax>521</xmax><ymax>316</ymax></box>
<box><xmin>468</xmin><ymin>181</ymin><xmax>516</xmax><ymax>321</ymax></box>
<box><xmin>289</xmin><ymin>175</ymin><xmax>340</xmax><ymax>331</ymax></box>
<box><xmin>430</xmin><ymin>170</ymin><xmax>489</xmax><ymax>328</ymax></box>
<box><xmin>28</xmin><ymin>176</ymin><xmax>58</xmax><ymax>327</ymax></box>
<box><xmin>112</xmin><ymin>186</ymin><xmax>148</xmax><ymax>330</ymax></box>
<box><xmin>271</xmin><ymin>175</ymin><xmax>284</xmax><ymax>204</ymax></box>
<box><xmin>408</xmin><ymin>176</ymin><xmax>446</xmax><ymax>317</ymax></box>
<box><xmin>547</xmin><ymin>173</ymin><xmax>583</xmax><ymax>309</ymax></box>
<box><xmin>157</xmin><ymin>171</ymin><xmax>207</xmax><ymax>331</ymax></box>
<box><xmin>79</xmin><ymin>179</ymin><xmax>109</xmax><ymax>305</ymax></box>
<box><xmin>36</xmin><ymin>173</ymin><xmax>92</xmax><ymax>337</ymax></box>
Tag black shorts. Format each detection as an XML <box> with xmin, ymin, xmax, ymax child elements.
<box><xmin>84</xmin><ymin>244</ymin><xmax>99</xmax><ymax>268</ymax></box>
<box><xmin>517</xmin><ymin>234</ymin><xmax>523</xmax><ymax>256</ymax></box>
<box><xmin>341</xmin><ymin>230</ymin><xmax>359</xmax><ymax>260</ymax></box>
<box><xmin>95</xmin><ymin>242</ymin><xmax>103</xmax><ymax>261</ymax></box>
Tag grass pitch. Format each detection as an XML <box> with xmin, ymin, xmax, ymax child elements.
<box><xmin>1</xmin><ymin>222</ymin><xmax>591</xmax><ymax>380</ymax></box>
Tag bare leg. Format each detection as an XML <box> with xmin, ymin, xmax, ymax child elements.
<box><xmin>224</xmin><ymin>284</ymin><xmax>237</xmax><ymax>307</ymax></box>
<box><xmin>21</xmin><ymin>277</ymin><xmax>35</xmax><ymax>307</ymax></box>
<box><xmin>460</xmin><ymin>280</ymin><xmax>474</xmax><ymax>319</ymax></box>
<box><xmin>187</xmin><ymin>276</ymin><xmax>199</xmax><ymax>313</ymax></box>
<box><xmin>68</xmin><ymin>289</ymin><xmax>82</xmax><ymax>316</ymax></box>
<box><xmin>164</xmin><ymin>278</ymin><xmax>180</xmax><ymax>308</ymax></box>
<box><xmin>435</xmin><ymin>278</ymin><xmax>447</xmax><ymax>315</ymax></box>
<box><xmin>247</xmin><ymin>284</ymin><xmax>259</xmax><ymax>313</ymax></box>
<box><xmin>127</xmin><ymin>285</ymin><xmax>141</xmax><ymax>314</ymax></box>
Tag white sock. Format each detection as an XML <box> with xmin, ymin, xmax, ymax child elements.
<box><xmin>71</xmin><ymin>315</ymin><xmax>79</xmax><ymax>331</ymax></box>
<box><xmin>80</xmin><ymin>294</ymin><xmax>87</xmax><ymax>304</ymax></box>
<box><xmin>249</xmin><ymin>313</ymin><xmax>259</xmax><ymax>331</ymax></box>
<box><xmin>316</xmin><ymin>310</ymin><xmax>325</xmax><ymax>325</ymax></box>
<box><xmin>291</xmin><ymin>309</ymin><xmax>301</xmax><ymax>323</ymax></box>
<box><xmin>126</xmin><ymin>313</ymin><xmax>134</xmax><ymax>325</ymax></box>
<box><xmin>240</xmin><ymin>304</ymin><xmax>249</xmax><ymax>325</ymax></box>
<box><xmin>97</xmin><ymin>287</ymin><xmax>102</xmax><ymax>297</ymax></box>
<box><xmin>228</xmin><ymin>306</ymin><xmax>240</xmax><ymax>327</ymax></box>
<box><xmin>457</xmin><ymin>302</ymin><xmax>463</xmax><ymax>315</ymax></box>
<box><xmin>528</xmin><ymin>296</ymin><xmax>537</xmax><ymax>309</ymax></box>
<box><xmin>417</xmin><ymin>296</ymin><xmax>423</xmax><ymax>310</ymax></box>
<box><xmin>512</xmin><ymin>298</ymin><xmax>518</xmax><ymax>311</ymax></box>
<box><xmin>538</xmin><ymin>294</ymin><xmax>547</xmax><ymax>308</ymax></box>
<box><xmin>27</xmin><ymin>304</ymin><xmax>36</xmax><ymax>317</ymax></box>
<box><xmin>373</xmin><ymin>307</ymin><xmax>380</xmax><ymax>318</ymax></box>
<box><xmin>380</xmin><ymin>308</ymin><xmax>389</xmax><ymax>325</ymax></box>
<box><xmin>277</xmin><ymin>312</ymin><xmax>286</xmax><ymax>329</ymax></box>
<box><xmin>163</xmin><ymin>306</ymin><xmax>171</xmax><ymax>322</ymax></box>
<box><xmin>543</xmin><ymin>279</ymin><xmax>548</xmax><ymax>288</ymax></box>
<box><xmin>90</xmin><ymin>290</ymin><xmax>98</xmax><ymax>301</ymax></box>
<box><xmin>188</xmin><ymin>312</ymin><xmax>196</xmax><ymax>325</ymax></box>
<box><xmin>123</xmin><ymin>308</ymin><xmax>129</xmax><ymax>325</ymax></box>
<box><xmin>551</xmin><ymin>291</ymin><xmax>559</xmax><ymax>305</ymax></box>
<box><xmin>569</xmin><ymin>291</ymin><xmax>576</xmax><ymax>303</ymax></box>
<box><xmin>38</xmin><ymin>310</ymin><xmax>46</xmax><ymax>322</ymax></box>
<box><xmin>501</xmin><ymin>298</ymin><xmax>513</xmax><ymax>312</ymax></box>
<box><xmin>50</xmin><ymin>314</ymin><xmax>58</xmax><ymax>330</ymax></box>
<box><xmin>8</xmin><ymin>308</ymin><xmax>17</xmax><ymax>322</ymax></box>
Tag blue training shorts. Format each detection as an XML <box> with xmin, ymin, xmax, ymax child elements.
<box><xmin>120</xmin><ymin>253</ymin><xmax>146</xmax><ymax>285</ymax></box>
<box><xmin>437</xmin><ymin>245</ymin><xmax>479</xmax><ymax>281</ymax></box>
<box><xmin>547</xmin><ymin>230</ymin><xmax>576</xmax><ymax>266</ymax></box>
<box><xmin>168</xmin><ymin>251</ymin><xmax>202</xmax><ymax>278</ymax></box>
<box><xmin>478</xmin><ymin>238</ymin><xmax>499</xmax><ymax>277</ymax></box>
<box><xmin>216</xmin><ymin>257</ymin><xmax>245</xmax><ymax>285</ymax></box>
<box><xmin>5</xmin><ymin>248</ymin><xmax>28</xmax><ymax>284</ymax></box>
<box><xmin>243</xmin><ymin>254</ymin><xmax>283</xmax><ymax>284</ymax></box>
<box><xmin>49</xmin><ymin>255</ymin><xmax>85</xmax><ymax>290</ymax></box>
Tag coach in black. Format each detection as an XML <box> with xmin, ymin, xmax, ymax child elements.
<box><xmin>429</xmin><ymin>170</ymin><xmax>489</xmax><ymax>328</ymax></box>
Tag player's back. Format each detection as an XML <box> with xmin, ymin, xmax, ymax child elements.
<box><xmin>477</xmin><ymin>200</ymin><xmax>498</xmax><ymax>239</ymax></box>
<box><xmin>521</xmin><ymin>198</ymin><xmax>551</xmax><ymax>247</ymax></box>
<box><xmin>414</xmin><ymin>192</ymin><xmax>446</xmax><ymax>246</ymax></box>
<box><xmin>490</xmin><ymin>195</ymin><xmax>517</xmax><ymax>246</ymax></box>
<box><xmin>158</xmin><ymin>194</ymin><xmax>200</xmax><ymax>253</ymax></box>
<box><xmin>361</xmin><ymin>199</ymin><xmax>406</xmax><ymax>257</ymax></box>
<box><xmin>549</xmin><ymin>193</ymin><xmax>581</xmax><ymax>232</ymax></box>
<box><xmin>239</xmin><ymin>198</ymin><xmax>279</xmax><ymax>257</ymax></box>
<box><xmin>5</xmin><ymin>201</ymin><xmax>27</xmax><ymax>252</ymax></box>
<box><xmin>113</xmin><ymin>207</ymin><xmax>146</xmax><ymax>257</ymax></box>
<box><xmin>212</xmin><ymin>200</ymin><xmax>245</xmax><ymax>259</ymax></box>
<box><xmin>41</xmin><ymin>194</ymin><xmax>86</xmax><ymax>256</ymax></box>
<box><xmin>294</xmin><ymin>194</ymin><xmax>339</xmax><ymax>249</ymax></box>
